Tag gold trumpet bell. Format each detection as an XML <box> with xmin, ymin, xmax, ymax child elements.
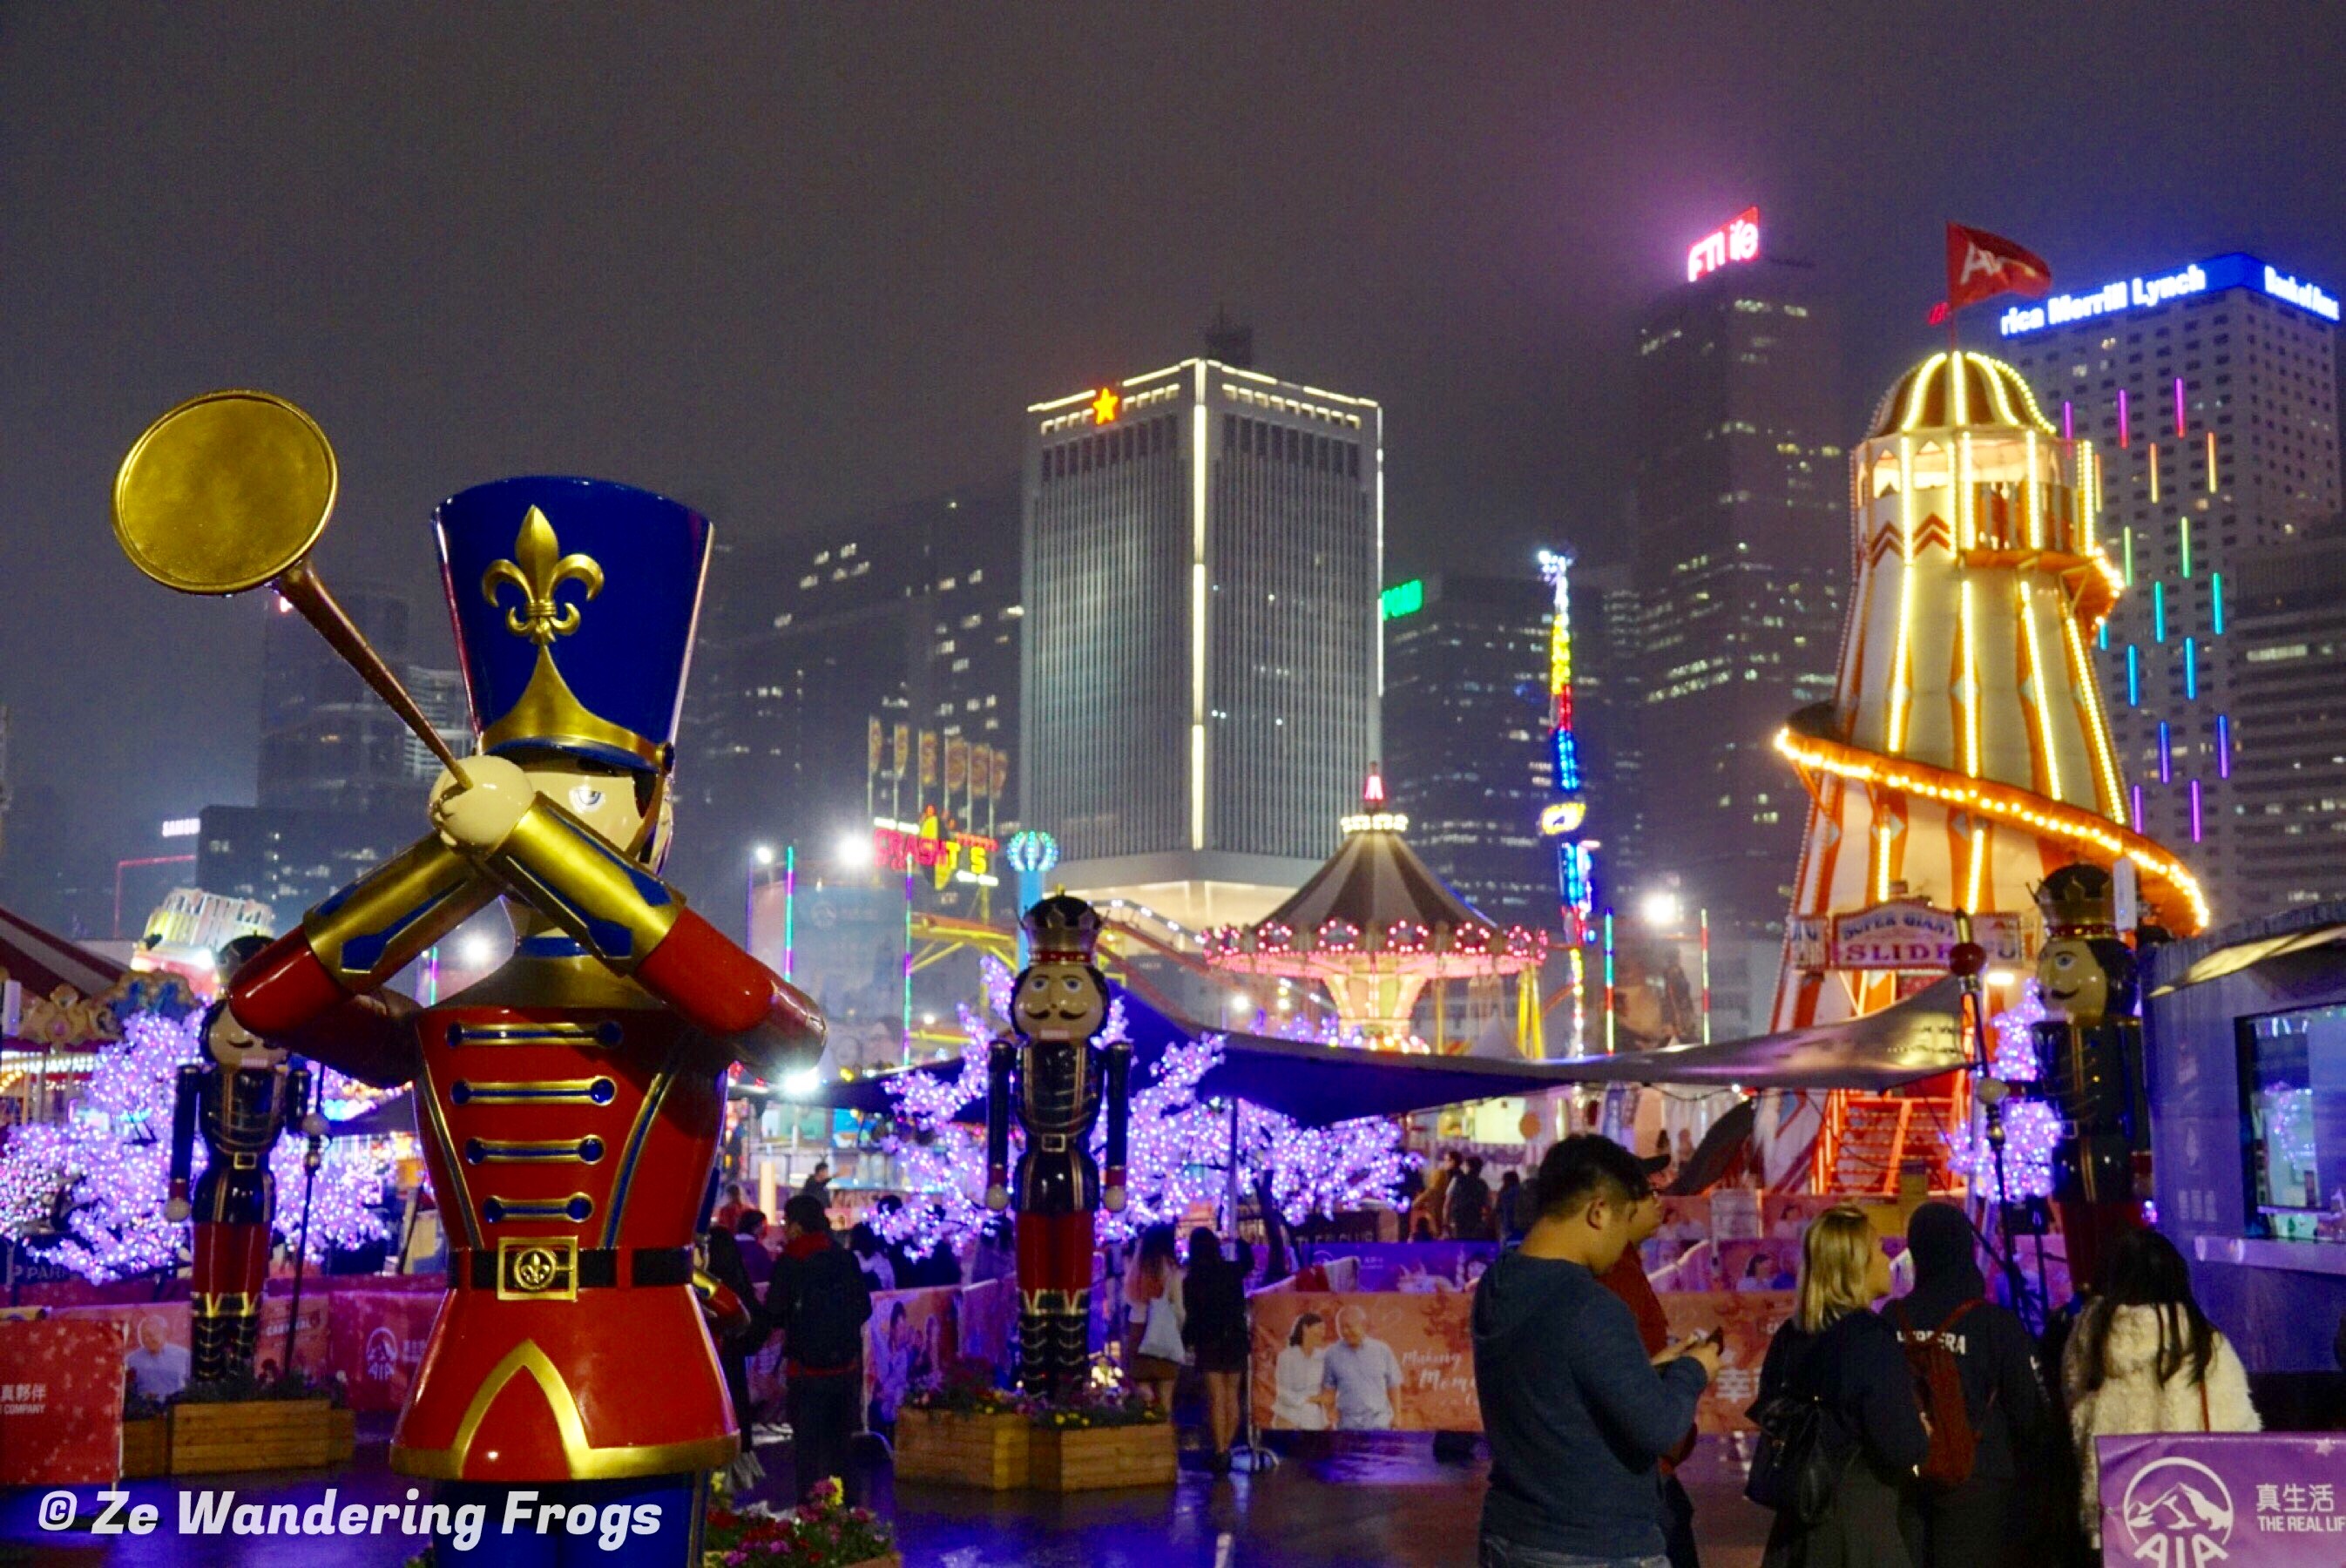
<box><xmin>113</xmin><ymin>389</ymin><xmax>337</xmax><ymax>596</ymax></box>
<box><xmin>112</xmin><ymin>387</ymin><xmax>462</xmax><ymax>773</ymax></box>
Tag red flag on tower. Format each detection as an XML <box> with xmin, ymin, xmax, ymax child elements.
<box><xmin>1944</xmin><ymin>222</ymin><xmax>2052</xmax><ymax>312</ymax></box>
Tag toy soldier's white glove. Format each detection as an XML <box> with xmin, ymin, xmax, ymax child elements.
<box><xmin>430</xmin><ymin>755</ymin><xmax>534</xmax><ymax>855</ymax></box>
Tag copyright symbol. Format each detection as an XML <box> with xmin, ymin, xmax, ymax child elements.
<box><xmin>37</xmin><ymin>1490</ymin><xmax>76</xmax><ymax>1531</ymax></box>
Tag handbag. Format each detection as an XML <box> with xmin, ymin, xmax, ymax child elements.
<box><xmin>1745</xmin><ymin>1389</ymin><xmax>1849</xmax><ymax>1524</ymax></box>
<box><xmin>1137</xmin><ymin>1288</ymin><xmax>1187</xmax><ymax>1363</ymax></box>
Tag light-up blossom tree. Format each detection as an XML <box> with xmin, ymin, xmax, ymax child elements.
<box><xmin>0</xmin><ymin>1007</ymin><xmax>396</xmax><ymax>1282</ymax></box>
<box><xmin>1946</xmin><ymin>982</ymin><xmax>2061</xmax><ymax>1204</ymax></box>
<box><xmin>869</xmin><ymin>960</ymin><xmax>1406</xmax><ymax>1260</ymax></box>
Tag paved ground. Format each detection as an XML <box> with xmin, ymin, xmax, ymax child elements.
<box><xmin>1</xmin><ymin>1427</ymin><xmax>1772</xmax><ymax>1566</ymax></box>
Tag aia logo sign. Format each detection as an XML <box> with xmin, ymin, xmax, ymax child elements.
<box><xmin>2120</xmin><ymin>1456</ymin><xmax>2234</xmax><ymax>1565</ymax></box>
<box><xmin>363</xmin><ymin>1327</ymin><xmax>400</xmax><ymax>1383</ymax></box>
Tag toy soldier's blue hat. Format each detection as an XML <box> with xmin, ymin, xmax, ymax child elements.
<box><xmin>435</xmin><ymin>476</ymin><xmax>711</xmax><ymax>774</ymax></box>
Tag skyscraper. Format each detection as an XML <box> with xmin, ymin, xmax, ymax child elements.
<box><xmin>1998</xmin><ymin>252</ymin><xmax>2343</xmax><ymax>921</ymax></box>
<box><xmin>1024</xmin><ymin>358</ymin><xmax>1381</xmax><ymax>929</ymax></box>
<box><xmin>198</xmin><ymin>584</ymin><xmax>469</xmax><ymax>923</ymax></box>
<box><xmin>1381</xmin><ymin>570</ymin><xmax>1553</xmax><ymax>926</ymax></box>
<box><xmin>679</xmin><ymin>476</ymin><xmax>1023</xmax><ymax>923</ymax></box>
<box><xmin>1628</xmin><ymin>208</ymin><xmax>1845</xmax><ymax>938</ymax></box>
<box><xmin>2218</xmin><ymin>518</ymin><xmax>2346</xmax><ymax>909</ymax></box>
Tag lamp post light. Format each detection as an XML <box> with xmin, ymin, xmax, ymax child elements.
<box><xmin>748</xmin><ymin>843</ymin><xmax>774</xmax><ymax>950</ymax></box>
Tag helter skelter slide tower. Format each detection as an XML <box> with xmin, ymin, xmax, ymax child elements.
<box><xmin>1771</xmin><ymin>350</ymin><xmax>2207</xmax><ymax>1033</ymax></box>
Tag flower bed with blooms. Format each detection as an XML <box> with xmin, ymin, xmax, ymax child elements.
<box><xmin>899</xmin><ymin>1357</ymin><xmax>1028</xmax><ymax>1418</ymax></box>
<box><xmin>704</xmin><ymin>1479</ymin><xmax>896</xmax><ymax>1568</ymax></box>
<box><xmin>903</xmin><ymin>1357</ymin><xmax>1168</xmax><ymax>1430</ymax></box>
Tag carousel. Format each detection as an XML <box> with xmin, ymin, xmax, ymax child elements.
<box><xmin>1200</xmin><ymin>771</ymin><xmax>1549</xmax><ymax>1054</ymax></box>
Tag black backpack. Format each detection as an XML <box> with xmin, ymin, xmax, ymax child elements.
<box><xmin>777</xmin><ymin>1245</ymin><xmax>871</xmax><ymax>1370</ymax></box>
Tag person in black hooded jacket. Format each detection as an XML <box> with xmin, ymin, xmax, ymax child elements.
<box><xmin>1890</xmin><ymin>1201</ymin><xmax>2056</xmax><ymax>1568</ymax></box>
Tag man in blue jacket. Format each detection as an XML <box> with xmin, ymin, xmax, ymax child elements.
<box><xmin>1473</xmin><ymin>1135</ymin><xmax>1721</xmax><ymax>1568</ymax></box>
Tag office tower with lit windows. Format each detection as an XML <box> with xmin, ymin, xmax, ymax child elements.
<box><xmin>680</xmin><ymin>476</ymin><xmax>1023</xmax><ymax>923</ymax></box>
<box><xmin>1999</xmin><ymin>253</ymin><xmax>2343</xmax><ymax>920</ymax></box>
<box><xmin>197</xmin><ymin>584</ymin><xmax>470</xmax><ymax>923</ymax></box>
<box><xmin>1024</xmin><ymin>358</ymin><xmax>1381</xmax><ymax>931</ymax></box>
<box><xmin>1380</xmin><ymin>571</ymin><xmax>1554</xmax><ymax>927</ymax></box>
<box><xmin>1629</xmin><ymin>210</ymin><xmax>1845</xmax><ymax>938</ymax></box>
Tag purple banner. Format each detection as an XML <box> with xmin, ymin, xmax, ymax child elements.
<box><xmin>1300</xmin><ymin>1242</ymin><xmax>1497</xmax><ymax>1293</ymax></box>
<box><xmin>2098</xmin><ymin>1433</ymin><xmax>2346</xmax><ymax>1565</ymax></box>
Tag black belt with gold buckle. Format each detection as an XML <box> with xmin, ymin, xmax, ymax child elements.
<box><xmin>456</xmin><ymin>1246</ymin><xmax>692</xmax><ymax>1292</ymax></box>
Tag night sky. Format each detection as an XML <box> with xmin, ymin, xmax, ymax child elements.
<box><xmin>6</xmin><ymin>3</ymin><xmax>2345</xmax><ymax>923</ymax></box>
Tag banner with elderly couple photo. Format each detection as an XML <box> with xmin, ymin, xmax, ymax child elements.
<box><xmin>1248</xmin><ymin>1287</ymin><xmax>1788</xmax><ymax>1434</ymax></box>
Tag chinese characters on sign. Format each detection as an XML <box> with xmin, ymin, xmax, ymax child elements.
<box><xmin>2098</xmin><ymin>1433</ymin><xmax>2346</xmax><ymax>1565</ymax></box>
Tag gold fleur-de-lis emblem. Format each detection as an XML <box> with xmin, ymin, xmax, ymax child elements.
<box><xmin>482</xmin><ymin>506</ymin><xmax>605</xmax><ymax>645</ymax></box>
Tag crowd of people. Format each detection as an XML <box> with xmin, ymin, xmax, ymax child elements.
<box><xmin>699</xmin><ymin>1133</ymin><xmax>2286</xmax><ymax>1565</ymax></box>
<box><xmin>1402</xmin><ymin>1148</ymin><xmax>1532</xmax><ymax>1241</ymax></box>
<box><xmin>1470</xmin><ymin>1135</ymin><xmax>2268</xmax><ymax>1568</ymax></box>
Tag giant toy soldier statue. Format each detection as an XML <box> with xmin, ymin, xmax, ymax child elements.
<box><xmin>984</xmin><ymin>895</ymin><xmax>1132</xmax><ymax>1400</ymax></box>
<box><xmin>166</xmin><ymin>935</ymin><xmax>323</xmax><ymax>1384</ymax></box>
<box><xmin>133</xmin><ymin>446</ymin><xmax>825</xmax><ymax>1564</ymax></box>
<box><xmin>2032</xmin><ymin>863</ymin><xmax>2150</xmax><ymax>1291</ymax></box>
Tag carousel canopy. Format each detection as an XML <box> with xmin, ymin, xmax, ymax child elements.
<box><xmin>1202</xmin><ymin>772</ymin><xmax>1545</xmax><ymax>974</ymax></box>
<box><xmin>0</xmin><ymin>903</ymin><xmax>125</xmax><ymax>1003</ymax></box>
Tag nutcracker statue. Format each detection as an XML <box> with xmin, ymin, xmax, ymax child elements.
<box><xmin>112</xmin><ymin>394</ymin><xmax>825</xmax><ymax>1565</ymax></box>
<box><xmin>2032</xmin><ymin>864</ymin><xmax>2151</xmax><ymax>1292</ymax></box>
<box><xmin>984</xmin><ymin>895</ymin><xmax>1132</xmax><ymax>1399</ymax></box>
<box><xmin>166</xmin><ymin>934</ymin><xmax>324</xmax><ymax>1384</ymax></box>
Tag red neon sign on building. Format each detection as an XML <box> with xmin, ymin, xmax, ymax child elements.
<box><xmin>1687</xmin><ymin>206</ymin><xmax>1761</xmax><ymax>283</ymax></box>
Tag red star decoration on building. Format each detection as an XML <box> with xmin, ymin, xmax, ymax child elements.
<box><xmin>1091</xmin><ymin>387</ymin><xmax>1120</xmax><ymax>424</ymax></box>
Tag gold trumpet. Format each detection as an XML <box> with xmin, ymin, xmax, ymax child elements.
<box><xmin>112</xmin><ymin>389</ymin><xmax>461</xmax><ymax>772</ymax></box>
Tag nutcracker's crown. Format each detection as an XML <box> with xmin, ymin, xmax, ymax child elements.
<box><xmin>2034</xmin><ymin>863</ymin><xmax>2119</xmax><ymax>937</ymax></box>
<box><xmin>1023</xmin><ymin>894</ymin><xmax>1103</xmax><ymax>964</ymax></box>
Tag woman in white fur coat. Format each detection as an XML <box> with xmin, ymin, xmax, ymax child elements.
<box><xmin>2060</xmin><ymin>1229</ymin><xmax>2260</xmax><ymax>1545</ymax></box>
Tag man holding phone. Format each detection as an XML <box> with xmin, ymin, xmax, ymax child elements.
<box><xmin>1599</xmin><ymin>1157</ymin><xmax>1711</xmax><ymax>1568</ymax></box>
<box><xmin>1473</xmin><ymin>1136</ymin><xmax>1721</xmax><ymax>1568</ymax></box>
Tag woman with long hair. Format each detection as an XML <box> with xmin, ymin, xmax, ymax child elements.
<box><xmin>1755</xmin><ymin>1205</ymin><xmax>1929</xmax><ymax>1568</ymax></box>
<box><xmin>1183</xmin><ymin>1227</ymin><xmax>1251</xmax><ymax>1471</ymax></box>
<box><xmin>1124</xmin><ymin>1222</ymin><xmax>1186</xmax><ymax>1413</ymax></box>
<box><xmin>2062</xmin><ymin>1228</ymin><xmax>2258</xmax><ymax>1548</ymax></box>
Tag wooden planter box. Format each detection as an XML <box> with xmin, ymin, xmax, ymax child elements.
<box><xmin>893</xmin><ymin>1408</ymin><xmax>1031</xmax><ymax>1490</ymax></box>
<box><xmin>121</xmin><ymin>1416</ymin><xmax>170</xmax><ymax>1479</ymax></box>
<box><xmin>168</xmin><ymin>1399</ymin><xmax>342</xmax><ymax>1475</ymax></box>
<box><xmin>1028</xmin><ymin>1420</ymin><xmax>1177</xmax><ymax>1492</ymax></box>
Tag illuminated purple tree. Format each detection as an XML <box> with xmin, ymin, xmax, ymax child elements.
<box><xmin>0</xmin><ymin>1008</ymin><xmax>395</xmax><ymax>1282</ymax></box>
<box><xmin>1946</xmin><ymin>983</ymin><xmax>2060</xmax><ymax>1204</ymax></box>
<box><xmin>869</xmin><ymin>960</ymin><xmax>1405</xmax><ymax>1259</ymax></box>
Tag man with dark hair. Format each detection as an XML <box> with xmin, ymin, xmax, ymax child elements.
<box><xmin>1598</xmin><ymin>1154</ymin><xmax>1701</xmax><ymax>1568</ymax></box>
<box><xmin>1473</xmin><ymin>1136</ymin><xmax>1720</xmax><ymax>1568</ymax></box>
<box><xmin>767</xmin><ymin>1192</ymin><xmax>871</xmax><ymax>1503</ymax></box>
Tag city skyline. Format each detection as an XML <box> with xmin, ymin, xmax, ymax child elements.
<box><xmin>8</xmin><ymin>8</ymin><xmax>2346</xmax><ymax>937</ymax></box>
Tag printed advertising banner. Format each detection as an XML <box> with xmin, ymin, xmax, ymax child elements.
<box><xmin>50</xmin><ymin>1295</ymin><xmax>331</xmax><ymax>1404</ymax></box>
<box><xmin>2097</xmin><ymin>1433</ymin><xmax>2346</xmax><ymax>1566</ymax></box>
<box><xmin>1248</xmin><ymin>1290</ymin><xmax>1477</xmax><ymax>1433</ymax></box>
<box><xmin>1660</xmin><ymin>1291</ymin><xmax>1792</xmax><ymax>1434</ymax></box>
<box><xmin>326</xmin><ymin>1289</ymin><xmax>443</xmax><ymax>1413</ymax></box>
<box><xmin>864</xmin><ymin>1286</ymin><xmax>958</xmax><ymax>1427</ymax></box>
<box><xmin>0</xmin><ymin>1320</ymin><xmax>124</xmax><ymax>1485</ymax></box>
<box><xmin>1247</xmin><ymin>1286</ymin><xmax>1787</xmax><ymax>1436</ymax></box>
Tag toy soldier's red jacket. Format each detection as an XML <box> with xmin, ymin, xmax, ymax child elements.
<box><xmin>226</xmin><ymin>809</ymin><xmax>821</xmax><ymax>1484</ymax></box>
